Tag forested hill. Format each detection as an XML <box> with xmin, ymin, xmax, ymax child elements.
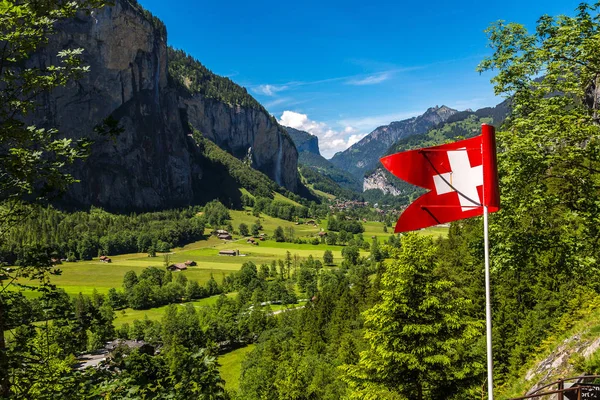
<box><xmin>29</xmin><ymin>0</ymin><xmax>302</xmax><ymax>211</ymax></box>
<box><xmin>285</xmin><ymin>126</ymin><xmax>363</xmax><ymax>196</ymax></box>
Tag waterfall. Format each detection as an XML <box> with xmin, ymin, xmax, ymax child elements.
<box><xmin>274</xmin><ymin>130</ymin><xmax>284</xmax><ymax>186</ymax></box>
<box><xmin>153</xmin><ymin>40</ymin><xmax>161</xmax><ymax>107</ymax></box>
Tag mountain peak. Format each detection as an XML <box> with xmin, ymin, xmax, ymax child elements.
<box><xmin>330</xmin><ymin>105</ymin><xmax>459</xmax><ymax>178</ymax></box>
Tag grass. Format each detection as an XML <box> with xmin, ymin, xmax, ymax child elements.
<box><xmin>272</xmin><ymin>192</ymin><xmax>302</xmax><ymax>207</ymax></box>
<box><xmin>14</xmin><ymin>215</ymin><xmax>446</xmax><ymax>298</ymax></box>
<box><xmin>219</xmin><ymin>344</ymin><xmax>255</xmax><ymax>393</ymax></box>
<box><xmin>113</xmin><ymin>293</ymin><xmax>236</xmax><ymax>327</ymax></box>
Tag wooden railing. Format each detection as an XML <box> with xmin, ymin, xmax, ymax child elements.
<box><xmin>511</xmin><ymin>375</ymin><xmax>600</xmax><ymax>399</ymax></box>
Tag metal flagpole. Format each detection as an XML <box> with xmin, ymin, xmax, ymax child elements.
<box><xmin>484</xmin><ymin>204</ymin><xmax>494</xmax><ymax>400</ymax></box>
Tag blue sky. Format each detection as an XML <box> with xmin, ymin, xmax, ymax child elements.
<box><xmin>139</xmin><ymin>0</ymin><xmax>584</xmax><ymax>158</ymax></box>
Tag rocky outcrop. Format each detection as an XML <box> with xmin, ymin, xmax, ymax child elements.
<box><xmin>523</xmin><ymin>333</ymin><xmax>600</xmax><ymax>398</ymax></box>
<box><xmin>30</xmin><ymin>0</ymin><xmax>297</xmax><ymax>211</ymax></box>
<box><xmin>285</xmin><ymin>127</ymin><xmax>320</xmax><ymax>155</ymax></box>
<box><xmin>363</xmin><ymin>168</ymin><xmax>401</xmax><ymax>195</ymax></box>
<box><xmin>330</xmin><ymin>105</ymin><xmax>458</xmax><ymax>179</ymax></box>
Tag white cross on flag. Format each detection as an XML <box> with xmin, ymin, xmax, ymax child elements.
<box><xmin>380</xmin><ymin>124</ymin><xmax>500</xmax><ymax>232</ymax></box>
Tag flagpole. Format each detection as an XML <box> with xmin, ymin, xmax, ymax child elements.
<box><xmin>484</xmin><ymin>204</ymin><xmax>494</xmax><ymax>400</ymax></box>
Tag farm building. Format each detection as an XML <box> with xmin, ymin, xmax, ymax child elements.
<box><xmin>167</xmin><ymin>263</ymin><xmax>188</xmax><ymax>271</ymax></box>
<box><xmin>217</xmin><ymin>233</ymin><xmax>232</xmax><ymax>240</ymax></box>
<box><xmin>184</xmin><ymin>260</ymin><xmax>196</xmax><ymax>266</ymax></box>
<box><xmin>219</xmin><ymin>250</ymin><xmax>238</xmax><ymax>256</ymax></box>
<box><xmin>318</xmin><ymin>231</ymin><xmax>327</xmax><ymax>237</ymax></box>
<box><xmin>99</xmin><ymin>256</ymin><xmax>112</xmax><ymax>263</ymax></box>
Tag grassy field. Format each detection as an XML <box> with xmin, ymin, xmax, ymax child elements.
<box><xmin>113</xmin><ymin>293</ymin><xmax>236</xmax><ymax>327</ymax></box>
<box><xmin>15</xmin><ymin>211</ymin><xmax>447</xmax><ymax>298</ymax></box>
<box><xmin>362</xmin><ymin>221</ymin><xmax>448</xmax><ymax>242</ymax></box>
<box><xmin>219</xmin><ymin>344</ymin><xmax>256</xmax><ymax>393</ymax></box>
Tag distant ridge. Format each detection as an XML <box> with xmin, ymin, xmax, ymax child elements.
<box><xmin>362</xmin><ymin>99</ymin><xmax>510</xmax><ymax>205</ymax></box>
<box><xmin>285</xmin><ymin>127</ymin><xmax>362</xmax><ymax>197</ymax></box>
<box><xmin>330</xmin><ymin>105</ymin><xmax>458</xmax><ymax>179</ymax></box>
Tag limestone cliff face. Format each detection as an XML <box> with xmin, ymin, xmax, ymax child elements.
<box><xmin>183</xmin><ymin>96</ymin><xmax>297</xmax><ymax>190</ymax></box>
<box><xmin>363</xmin><ymin>168</ymin><xmax>401</xmax><ymax>195</ymax></box>
<box><xmin>30</xmin><ymin>0</ymin><xmax>297</xmax><ymax>211</ymax></box>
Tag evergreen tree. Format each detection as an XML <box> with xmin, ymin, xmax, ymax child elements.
<box><xmin>323</xmin><ymin>250</ymin><xmax>334</xmax><ymax>266</ymax></box>
<box><xmin>274</xmin><ymin>226</ymin><xmax>285</xmax><ymax>242</ymax></box>
<box><xmin>342</xmin><ymin>234</ymin><xmax>483</xmax><ymax>399</ymax></box>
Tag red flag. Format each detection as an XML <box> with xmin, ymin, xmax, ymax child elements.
<box><xmin>380</xmin><ymin>124</ymin><xmax>500</xmax><ymax>233</ymax></box>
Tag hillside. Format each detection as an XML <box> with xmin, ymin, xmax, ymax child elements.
<box><xmin>30</xmin><ymin>0</ymin><xmax>300</xmax><ymax>211</ymax></box>
<box><xmin>330</xmin><ymin>105</ymin><xmax>458</xmax><ymax>179</ymax></box>
<box><xmin>285</xmin><ymin>126</ymin><xmax>363</xmax><ymax>196</ymax></box>
<box><xmin>362</xmin><ymin>101</ymin><xmax>510</xmax><ymax>203</ymax></box>
<box><xmin>285</xmin><ymin>127</ymin><xmax>320</xmax><ymax>155</ymax></box>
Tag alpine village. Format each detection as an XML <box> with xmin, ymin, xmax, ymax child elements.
<box><xmin>1</xmin><ymin>1</ymin><xmax>600</xmax><ymax>399</ymax></box>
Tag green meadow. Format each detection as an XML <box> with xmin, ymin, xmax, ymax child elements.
<box><xmin>15</xmin><ymin>211</ymin><xmax>447</xmax><ymax>298</ymax></box>
<box><xmin>13</xmin><ymin>210</ymin><xmax>446</xmax><ymax>326</ymax></box>
<box><xmin>219</xmin><ymin>344</ymin><xmax>256</xmax><ymax>392</ymax></box>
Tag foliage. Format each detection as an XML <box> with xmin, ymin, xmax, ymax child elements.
<box><xmin>323</xmin><ymin>250</ymin><xmax>334</xmax><ymax>265</ymax></box>
<box><xmin>239</xmin><ymin>223</ymin><xmax>249</xmax><ymax>236</ymax></box>
<box><xmin>193</xmin><ymin>132</ymin><xmax>279</xmax><ymax>199</ymax></box>
<box><xmin>204</xmin><ymin>200</ymin><xmax>231</xmax><ymax>228</ymax></box>
<box><xmin>299</xmin><ymin>164</ymin><xmax>361</xmax><ymax>199</ymax></box>
<box><xmin>476</xmin><ymin>2</ymin><xmax>600</xmax><ymax>381</ymax></box>
<box><xmin>0</xmin><ymin>206</ymin><xmax>205</xmax><ymax>263</ymax></box>
<box><xmin>0</xmin><ymin>0</ymin><xmax>112</xmax><ymax>236</ymax></box>
<box><xmin>120</xmin><ymin>267</ymin><xmax>220</xmax><ymax>310</ymax></box>
<box><xmin>327</xmin><ymin>215</ymin><xmax>364</xmax><ymax>234</ymax></box>
<box><xmin>169</xmin><ymin>47</ymin><xmax>266</xmax><ymax>111</ymax></box>
<box><xmin>273</xmin><ymin>226</ymin><xmax>285</xmax><ymax>243</ymax></box>
<box><xmin>238</xmin><ymin>267</ymin><xmax>372</xmax><ymax>400</ymax></box>
<box><xmin>341</xmin><ymin>234</ymin><xmax>484</xmax><ymax>399</ymax></box>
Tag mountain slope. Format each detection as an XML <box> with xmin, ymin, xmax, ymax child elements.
<box><xmin>363</xmin><ymin>100</ymin><xmax>510</xmax><ymax>204</ymax></box>
<box><xmin>284</xmin><ymin>127</ymin><xmax>362</xmax><ymax>196</ymax></box>
<box><xmin>286</xmin><ymin>127</ymin><xmax>320</xmax><ymax>155</ymax></box>
<box><xmin>30</xmin><ymin>0</ymin><xmax>300</xmax><ymax>211</ymax></box>
<box><xmin>330</xmin><ymin>105</ymin><xmax>458</xmax><ymax>179</ymax></box>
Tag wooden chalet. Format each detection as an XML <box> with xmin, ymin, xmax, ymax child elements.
<box><xmin>184</xmin><ymin>260</ymin><xmax>196</xmax><ymax>266</ymax></box>
<box><xmin>167</xmin><ymin>263</ymin><xmax>187</xmax><ymax>271</ymax></box>
<box><xmin>219</xmin><ymin>250</ymin><xmax>238</xmax><ymax>256</ymax></box>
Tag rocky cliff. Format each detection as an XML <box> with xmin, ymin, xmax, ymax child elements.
<box><xmin>363</xmin><ymin>168</ymin><xmax>401</xmax><ymax>195</ymax></box>
<box><xmin>31</xmin><ymin>0</ymin><xmax>298</xmax><ymax>211</ymax></box>
<box><xmin>330</xmin><ymin>105</ymin><xmax>458</xmax><ymax>179</ymax></box>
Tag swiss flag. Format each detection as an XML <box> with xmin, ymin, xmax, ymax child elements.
<box><xmin>380</xmin><ymin>124</ymin><xmax>500</xmax><ymax>233</ymax></box>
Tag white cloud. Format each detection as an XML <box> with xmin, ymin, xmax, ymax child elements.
<box><xmin>254</xmin><ymin>84</ymin><xmax>288</xmax><ymax>96</ymax></box>
<box><xmin>279</xmin><ymin>111</ymin><xmax>365</xmax><ymax>158</ymax></box>
<box><xmin>346</xmin><ymin>72</ymin><xmax>391</xmax><ymax>86</ymax></box>
<box><xmin>347</xmin><ymin>133</ymin><xmax>367</xmax><ymax>147</ymax></box>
